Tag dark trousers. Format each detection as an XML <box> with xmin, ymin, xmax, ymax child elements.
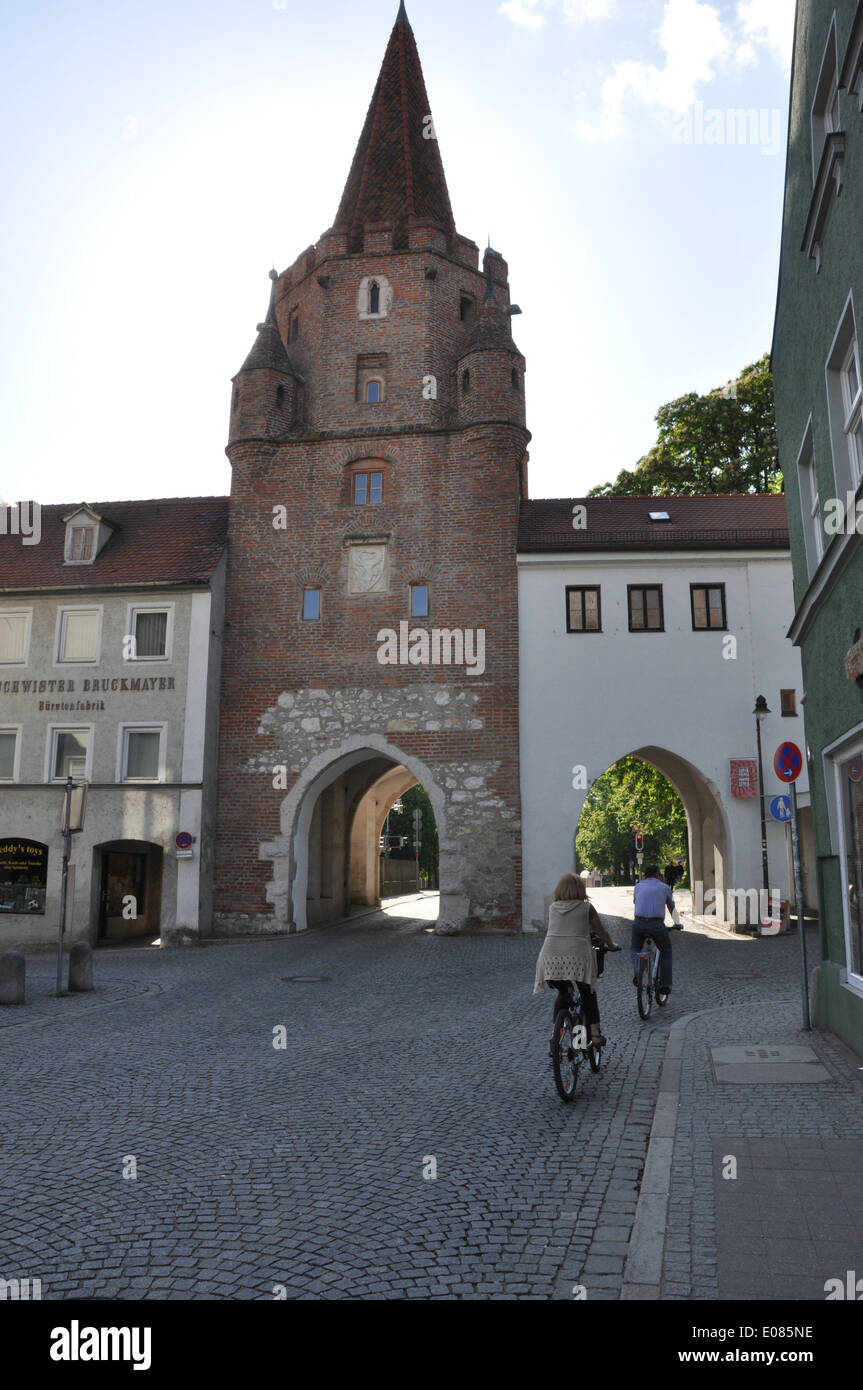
<box><xmin>631</xmin><ymin>919</ymin><xmax>672</xmax><ymax>989</ymax></box>
<box><xmin>548</xmin><ymin>979</ymin><xmax>600</xmax><ymax>1027</ymax></box>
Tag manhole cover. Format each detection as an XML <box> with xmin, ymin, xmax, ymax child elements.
<box><xmin>710</xmin><ymin>1043</ymin><xmax>829</xmax><ymax>1083</ymax></box>
<box><xmin>282</xmin><ymin>975</ymin><xmax>332</xmax><ymax>984</ymax></box>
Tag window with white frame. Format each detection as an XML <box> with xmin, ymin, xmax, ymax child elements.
<box><xmin>119</xmin><ymin>725</ymin><xmax>165</xmax><ymax>783</ymax></box>
<box><xmin>826</xmin><ymin>297</ymin><xmax>862</xmax><ymax>495</ymax></box>
<box><xmin>56</xmin><ymin>607</ymin><xmax>101</xmax><ymax>663</ymax></box>
<box><xmin>0</xmin><ymin>728</ymin><xmax>20</xmax><ymax>781</ymax></box>
<box><xmin>49</xmin><ymin>727</ymin><xmax>91</xmax><ymax>781</ymax></box>
<box><xmin>812</xmin><ymin>18</ymin><xmax>841</xmax><ymax>177</ymax></box>
<box><xmin>0</xmin><ymin>610</ymin><xmax>31</xmax><ymax>665</ymax></box>
<box><xmin>796</xmin><ymin>421</ymin><xmax>823</xmax><ymax>576</ymax></box>
<box><xmin>835</xmin><ymin>746</ymin><xmax>863</xmax><ymax>984</ymax></box>
<box><xmin>127</xmin><ymin>606</ymin><xmax>171</xmax><ymax>660</ymax></box>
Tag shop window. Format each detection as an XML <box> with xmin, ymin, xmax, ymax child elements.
<box><xmin>0</xmin><ymin>838</ymin><xmax>48</xmax><ymax>915</ymax></box>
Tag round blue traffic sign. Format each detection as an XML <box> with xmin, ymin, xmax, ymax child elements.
<box><xmin>774</xmin><ymin>743</ymin><xmax>803</xmax><ymax>783</ymax></box>
<box><xmin>769</xmin><ymin>795</ymin><xmax>792</xmax><ymax>822</ymax></box>
<box><xmin>176</xmin><ymin>832</ymin><xmax>193</xmax><ymax>850</ymax></box>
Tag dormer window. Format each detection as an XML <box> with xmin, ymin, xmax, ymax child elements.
<box><xmin>63</xmin><ymin>505</ymin><xmax>108</xmax><ymax>565</ymax></box>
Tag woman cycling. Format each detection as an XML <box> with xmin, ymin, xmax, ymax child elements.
<box><xmin>533</xmin><ymin>873</ymin><xmax>620</xmax><ymax>1049</ymax></box>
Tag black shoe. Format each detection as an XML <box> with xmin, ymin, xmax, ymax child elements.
<box><xmin>632</xmin><ymin>973</ymin><xmax>638</xmax><ymax>986</ymax></box>
<box><xmin>658</xmin><ymin>987</ymin><xmax>671</xmax><ymax>1003</ymax></box>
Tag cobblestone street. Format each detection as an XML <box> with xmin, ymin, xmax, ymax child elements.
<box><xmin>2</xmin><ymin>891</ymin><xmax>860</xmax><ymax>1301</ymax></box>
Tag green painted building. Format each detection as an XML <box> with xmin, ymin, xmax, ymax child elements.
<box><xmin>773</xmin><ymin>0</ymin><xmax>863</xmax><ymax>1056</ymax></box>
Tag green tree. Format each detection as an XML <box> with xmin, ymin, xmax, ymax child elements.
<box><xmin>589</xmin><ymin>355</ymin><xmax>781</xmax><ymax>498</ymax></box>
<box><xmin>576</xmin><ymin>758</ymin><xmax>688</xmax><ymax>884</ymax></box>
<box><xmin>385</xmin><ymin>784</ymin><xmax>439</xmax><ymax>878</ymax></box>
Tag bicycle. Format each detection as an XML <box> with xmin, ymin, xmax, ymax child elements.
<box><xmin>551</xmin><ymin>939</ymin><xmax>615</xmax><ymax>1102</ymax></box>
<box><xmin>635</xmin><ymin>925</ymin><xmax>682</xmax><ymax>1020</ymax></box>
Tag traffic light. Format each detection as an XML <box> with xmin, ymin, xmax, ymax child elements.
<box><xmin>635</xmin><ymin>832</ymin><xmax>644</xmax><ymax>853</ymax></box>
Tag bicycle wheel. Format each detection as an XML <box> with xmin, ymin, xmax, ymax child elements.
<box><xmin>636</xmin><ymin>954</ymin><xmax>652</xmax><ymax>1020</ymax></box>
<box><xmin>575</xmin><ymin>998</ymin><xmax>600</xmax><ymax>1072</ymax></box>
<box><xmin>551</xmin><ymin>1008</ymin><xmax>580</xmax><ymax>1102</ymax></box>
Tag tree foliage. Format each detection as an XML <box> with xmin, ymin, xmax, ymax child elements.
<box><xmin>575</xmin><ymin>758</ymin><xmax>688</xmax><ymax>884</ymax></box>
<box><xmin>384</xmin><ymin>783</ymin><xmax>439</xmax><ymax>877</ymax></box>
<box><xmin>588</xmin><ymin>355</ymin><xmax>781</xmax><ymax>498</ymax></box>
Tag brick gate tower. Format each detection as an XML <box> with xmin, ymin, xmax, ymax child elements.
<box><xmin>213</xmin><ymin>2</ymin><xmax>528</xmax><ymax>935</ymax></box>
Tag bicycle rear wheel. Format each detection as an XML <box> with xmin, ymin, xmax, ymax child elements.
<box><xmin>552</xmin><ymin>1008</ymin><xmax>580</xmax><ymax>1102</ymax></box>
<box><xmin>637</xmin><ymin>954</ymin><xmax>653</xmax><ymax>1020</ymax></box>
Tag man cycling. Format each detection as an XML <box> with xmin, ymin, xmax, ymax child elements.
<box><xmin>632</xmin><ymin>865</ymin><xmax>683</xmax><ymax>1004</ymax></box>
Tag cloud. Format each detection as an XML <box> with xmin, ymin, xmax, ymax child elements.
<box><xmin>498</xmin><ymin>0</ymin><xmax>546</xmax><ymax>29</ymax></box>
<box><xmin>562</xmin><ymin>0</ymin><xmax>616</xmax><ymax>21</ymax></box>
<box><xmin>578</xmin><ymin>0</ymin><xmax>733</xmax><ymax>138</ymax></box>
<box><xmin>499</xmin><ymin>0</ymin><xmax>615</xmax><ymax>28</ymax></box>
<box><xmin>577</xmin><ymin>0</ymin><xmax>793</xmax><ymax>141</ymax></box>
<box><xmin>737</xmin><ymin>0</ymin><xmax>795</xmax><ymax>72</ymax></box>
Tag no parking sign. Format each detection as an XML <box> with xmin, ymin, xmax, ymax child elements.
<box><xmin>773</xmin><ymin>742</ymin><xmax>803</xmax><ymax>783</ymax></box>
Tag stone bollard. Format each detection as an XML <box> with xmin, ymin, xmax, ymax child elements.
<box><xmin>0</xmin><ymin>951</ymin><xmax>26</xmax><ymax>1005</ymax></box>
<box><xmin>69</xmin><ymin>941</ymin><xmax>94</xmax><ymax>993</ymax></box>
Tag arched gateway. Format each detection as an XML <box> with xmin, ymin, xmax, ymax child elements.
<box><xmin>260</xmin><ymin>737</ymin><xmax>449</xmax><ymax>934</ymax></box>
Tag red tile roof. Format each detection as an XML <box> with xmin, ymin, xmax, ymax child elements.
<box><xmin>518</xmin><ymin>495</ymin><xmax>790</xmax><ymax>553</ymax></box>
<box><xmin>0</xmin><ymin>497</ymin><xmax>228</xmax><ymax>592</ymax></box>
<box><xmin>332</xmin><ymin>6</ymin><xmax>456</xmax><ymax>253</ymax></box>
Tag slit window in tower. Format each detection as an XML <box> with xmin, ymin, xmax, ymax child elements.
<box><xmin>512</xmin><ymin>369</ymin><xmax>519</xmax><ymax>390</ymax></box>
<box><xmin>460</xmin><ymin>296</ymin><xmax>475</xmax><ymax>323</ymax></box>
<box><xmin>365</xmin><ymin>380</ymin><xmax>382</xmax><ymax>404</ymax></box>
<box><xmin>462</xmin><ymin>370</ymin><xmax>470</xmax><ymax>395</ymax></box>
<box><xmin>289</xmin><ymin>310</ymin><xmax>299</xmax><ymax>342</ymax></box>
<box><xmin>276</xmin><ymin>385</ymin><xmax>284</xmax><ymax>409</ymax></box>
<box><xmin>369</xmin><ymin>282</ymin><xmax>381</xmax><ymax>315</ymax></box>
<box><xmin>410</xmin><ymin>585</ymin><xmax>429</xmax><ymax>619</ymax></box>
<box><xmin>302</xmin><ymin>588</ymin><xmax>321</xmax><ymax>622</ymax></box>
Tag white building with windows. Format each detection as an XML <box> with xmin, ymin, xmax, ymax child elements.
<box><xmin>517</xmin><ymin>494</ymin><xmax>816</xmax><ymax>932</ymax></box>
<box><xmin>0</xmin><ymin>498</ymin><xmax>227</xmax><ymax>949</ymax></box>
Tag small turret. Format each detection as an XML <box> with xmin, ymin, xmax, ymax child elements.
<box><xmin>456</xmin><ymin>249</ymin><xmax>526</xmax><ymax>427</ymax></box>
<box><xmin>228</xmin><ymin>272</ymin><xmax>301</xmax><ymax>445</ymax></box>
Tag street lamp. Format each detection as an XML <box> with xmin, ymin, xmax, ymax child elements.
<box><xmin>753</xmin><ymin>696</ymin><xmax>771</xmax><ymax>904</ymax></box>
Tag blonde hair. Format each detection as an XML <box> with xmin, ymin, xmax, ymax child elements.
<box><xmin>553</xmin><ymin>873</ymin><xmax>587</xmax><ymax>902</ymax></box>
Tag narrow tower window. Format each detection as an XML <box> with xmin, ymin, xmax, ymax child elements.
<box><xmin>410</xmin><ymin>584</ymin><xmax>429</xmax><ymax>619</ymax></box>
<box><xmin>302</xmin><ymin>588</ymin><xmax>321</xmax><ymax>622</ymax></box>
<box><xmin>462</xmin><ymin>370</ymin><xmax>470</xmax><ymax>395</ymax></box>
<box><xmin>460</xmin><ymin>296</ymin><xmax>475</xmax><ymax>323</ymax></box>
<box><xmin>365</xmin><ymin>380</ymin><xmax>382</xmax><ymax>404</ymax></box>
<box><xmin>369</xmin><ymin>281</ymin><xmax>381</xmax><ymax>315</ymax></box>
<box><xmin>276</xmin><ymin>385</ymin><xmax>285</xmax><ymax>409</ymax></box>
<box><xmin>512</xmin><ymin>369</ymin><xmax>519</xmax><ymax>390</ymax></box>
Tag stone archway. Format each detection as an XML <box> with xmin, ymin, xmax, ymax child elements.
<box><xmin>630</xmin><ymin>745</ymin><xmax>729</xmax><ymax>919</ymax></box>
<box><xmin>260</xmin><ymin>735</ymin><xmax>456</xmax><ymax>934</ymax></box>
<box><xmin>348</xmin><ymin>764</ymin><xmax>418</xmax><ymax>908</ymax></box>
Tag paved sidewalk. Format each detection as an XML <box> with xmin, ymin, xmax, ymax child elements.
<box><xmin>654</xmin><ymin>973</ymin><xmax>863</xmax><ymax>1301</ymax></box>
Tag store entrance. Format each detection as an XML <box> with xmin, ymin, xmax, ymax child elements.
<box><xmin>97</xmin><ymin>843</ymin><xmax>162</xmax><ymax>941</ymax></box>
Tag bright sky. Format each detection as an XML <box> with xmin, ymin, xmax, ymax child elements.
<box><xmin>0</xmin><ymin>0</ymin><xmax>795</xmax><ymax>507</ymax></box>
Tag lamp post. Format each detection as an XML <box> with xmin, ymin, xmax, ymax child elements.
<box><xmin>754</xmin><ymin>696</ymin><xmax>771</xmax><ymax>909</ymax></box>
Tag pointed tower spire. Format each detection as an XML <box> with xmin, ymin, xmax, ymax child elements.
<box><xmin>333</xmin><ymin>6</ymin><xmax>456</xmax><ymax>253</ymax></box>
<box><xmin>238</xmin><ymin>270</ymin><xmax>294</xmax><ymax>375</ymax></box>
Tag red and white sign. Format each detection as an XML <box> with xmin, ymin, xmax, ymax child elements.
<box><xmin>176</xmin><ymin>832</ymin><xmax>193</xmax><ymax>850</ymax></box>
<box><xmin>730</xmin><ymin>759</ymin><xmax>758</xmax><ymax>798</ymax></box>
